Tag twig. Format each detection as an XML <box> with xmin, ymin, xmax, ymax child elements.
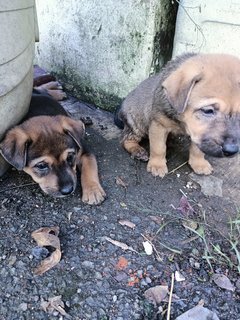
<box><xmin>168</xmin><ymin>161</ymin><xmax>188</xmax><ymax>174</ymax></box>
<box><xmin>167</xmin><ymin>273</ymin><xmax>174</xmax><ymax>320</ymax></box>
<box><xmin>0</xmin><ymin>182</ymin><xmax>37</xmax><ymax>193</ymax></box>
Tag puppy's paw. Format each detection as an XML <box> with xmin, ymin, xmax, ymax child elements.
<box><xmin>82</xmin><ymin>183</ymin><xmax>106</xmax><ymax>205</ymax></box>
<box><xmin>131</xmin><ymin>147</ymin><xmax>149</xmax><ymax>162</ymax></box>
<box><xmin>189</xmin><ymin>159</ymin><xmax>213</xmax><ymax>175</ymax></box>
<box><xmin>47</xmin><ymin>89</ymin><xmax>67</xmax><ymax>101</ymax></box>
<box><xmin>147</xmin><ymin>159</ymin><xmax>168</xmax><ymax>177</ymax></box>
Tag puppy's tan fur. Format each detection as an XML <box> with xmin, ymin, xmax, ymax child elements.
<box><xmin>0</xmin><ymin>115</ymin><xmax>106</xmax><ymax>205</ymax></box>
<box><xmin>116</xmin><ymin>53</ymin><xmax>240</xmax><ymax>176</ymax></box>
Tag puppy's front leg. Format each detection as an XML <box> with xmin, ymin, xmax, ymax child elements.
<box><xmin>147</xmin><ymin>121</ymin><xmax>169</xmax><ymax>177</ymax></box>
<box><xmin>188</xmin><ymin>142</ymin><xmax>213</xmax><ymax>175</ymax></box>
<box><xmin>79</xmin><ymin>153</ymin><xmax>106</xmax><ymax>205</ymax></box>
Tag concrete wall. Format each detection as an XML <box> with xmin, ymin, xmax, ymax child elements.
<box><xmin>173</xmin><ymin>0</ymin><xmax>240</xmax><ymax>58</ymax></box>
<box><xmin>35</xmin><ymin>0</ymin><xmax>177</xmax><ymax>110</ymax></box>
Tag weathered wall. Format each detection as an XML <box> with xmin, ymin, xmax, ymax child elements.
<box><xmin>35</xmin><ymin>0</ymin><xmax>177</xmax><ymax>110</ymax></box>
<box><xmin>173</xmin><ymin>0</ymin><xmax>240</xmax><ymax>58</ymax></box>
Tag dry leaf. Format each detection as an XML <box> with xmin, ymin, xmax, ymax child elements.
<box><xmin>118</xmin><ymin>219</ymin><xmax>136</xmax><ymax>229</ymax></box>
<box><xmin>142</xmin><ymin>240</ymin><xmax>153</xmax><ymax>255</ymax></box>
<box><xmin>31</xmin><ymin>226</ymin><xmax>61</xmax><ymax>275</ymax></box>
<box><xmin>116</xmin><ymin>176</ymin><xmax>128</xmax><ymax>188</ymax></box>
<box><xmin>115</xmin><ymin>256</ymin><xmax>128</xmax><ymax>270</ymax></box>
<box><xmin>149</xmin><ymin>215</ymin><xmax>164</xmax><ymax>224</ymax></box>
<box><xmin>211</xmin><ymin>273</ymin><xmax>235</xmax><ymax>291</ymax></box>
<box><xmin>105</xmin><ymin>237</ymin><xmax>137</xmax><ymax>253</ymax></box>
<box><xmin>41</xmin><ymin>295</ymin><xmax>71</xmax><ymax>318</ymax></box>
<box><xmin>144</xmin><ymin>285</ymin><xmax>168</xmax><ymax>306</ymax></box>
<box><xmin>177</xmin><ymin>196</ymin><xmax>194</xmax><ymax>216</ymax></box>
<box><xmin>182</xmin><ymin>220</ymin><xmax>198</xmax><ymax>230</ymax></box>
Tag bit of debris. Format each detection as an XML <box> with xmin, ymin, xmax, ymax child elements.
<box><xmin>115</xmin><ymin>176</ymin><xmax>128</xmax><ymax>188</ymax></box>
<box><xmin>115</xmin><ymin>256</ymin><xmax>128</xmax><ymax>270</ymax></box>
<box><xmin>41</xmin><ymin>295</ymin><xmax>71</xmax><ymax>318</ymax></box>
<box><xmin>142</xmin><ymin>240</ymin><xmax>153</xmax><ymax>255</ymax></box>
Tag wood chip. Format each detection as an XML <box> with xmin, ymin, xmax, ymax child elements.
<box><xmin>105</xmin><ymin>237</ymin><xmax>137</xmax><ymax>253</ymax></box>
<box><xmin>118</xmin><ymin>219</ymin><xmax>136</xmax><ymax>229</ymax></box>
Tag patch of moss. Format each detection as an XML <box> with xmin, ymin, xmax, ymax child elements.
<box><xmin>152</xmin><ymin>0</ymin><xmax>178</xmax><ymax>73</ymax></box>
<box><xmin>53</xmin><ymin>67</ymin><xmax>122</xmax><ymax>112</ymax></box>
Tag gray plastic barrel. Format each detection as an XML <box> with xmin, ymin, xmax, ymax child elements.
<box><xmin>0</xmin><ymin>0</ymin><xmax>39</xmax><ymax>175</ymax></box>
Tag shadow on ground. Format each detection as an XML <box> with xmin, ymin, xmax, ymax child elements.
<box><xmin>0</xmin><ymin>96</ymin><xmax>239</xmax><ymax>319</ymax></box>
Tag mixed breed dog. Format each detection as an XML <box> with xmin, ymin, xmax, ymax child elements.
<box><xmin>1</xmin><ymin>53</ymin><xmax>240</xmax><ymax>205</ymax></box>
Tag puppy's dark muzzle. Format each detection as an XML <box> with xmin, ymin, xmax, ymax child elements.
<box><xmin>222</xmin><ymin>143</ymin><xmax>239</xmax><ymax>157</ymax></box>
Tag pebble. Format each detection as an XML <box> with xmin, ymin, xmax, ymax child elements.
<box><xmin>85</xmin><ymin>297</ymin><xmax>96</xmax><ymax>307</ymax></box>
<box><xmin>82</xmin><ymin>260</ymin><xmax>94</xmax><ymax>269</ymax></box>
<box><xmin>95</xmin><ymin>271</ymin><xmax>103</xmax><ymax>280</ymax></box>
<box><xmin>140</xmin><ymin>279</ymin><xmax>148</xmax><ymax>286</ymax></box>
<box><xmin>19</xmin><ymin>303</ymin><xmax>28</xmax><ymax>311</ymax></box>
<box><xmin>145</xmin><ymin>277</ymin><xmax>152</xmax><ymax>284</ymax></box>
<box><xmin>31</xmin><ymin>246</ymin><xmax>49</xmax><ymax>260</ymax></box>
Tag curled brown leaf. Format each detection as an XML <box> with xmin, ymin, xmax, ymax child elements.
<box><xmin>31</xmin><ymin>226</ymin><xmax>61</xmax><ymax>275</ymax></box>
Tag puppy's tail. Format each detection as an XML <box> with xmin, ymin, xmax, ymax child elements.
<box><xmin>114</xmin><ymin>104</ymin><xmax>124</xmax><ymax>129</ymax></box>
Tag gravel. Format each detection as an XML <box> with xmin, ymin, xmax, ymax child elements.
<box><xmin>0</xmin><ymin>97</ymin><xmax>239</xmax><ymax>319</ymax></box>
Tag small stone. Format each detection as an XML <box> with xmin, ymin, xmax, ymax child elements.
<box><xmin>113</xmin><ymin>295</ymin><xmax>117</xmax><ymax>302</ymax></box>
<box><xmin>95</xmin><ymin>271</ymin><xmax>103</xmax><ymax>280</ymax></box>
<box><xmin>140</xmin><ymin>279</ymin><xmax>148</xmax><ymax>286</ymax></box>
<box><xmin>175</xmin><ymin>271</ymin><xmax>186</xmax><ymax>282</ymax></box>
<box><xmin>8</xmin><ymin>255</ymin><xmax>17</xmax><ymax>266</ymax></box>
<box><xmin>31</xmin><ymin>246</ymin><xmax>49</xmax><ymax>260</ymax></box>
<box><xmin>19</xmin><ymin>303</ymin><xmax>28</xmax><ymax>311</ymax></box>
<box><xmin>85</xmin><ymin>296</ymin><xmax>95</xmax><ymax>307</ymax></box>
<box><xmin>137</xmin><ymin>270</ymin><xmax>143</xmax><ymax>277</ymax></box>
<box><xmin>82</xmin><ymin>260</ymin><xmax>94</xmax><ymax>269</ymax></box>
<box><xmin>145</xmin><ymin>277</ymin><xmax>152</xmax><ymax>284</ymax></box>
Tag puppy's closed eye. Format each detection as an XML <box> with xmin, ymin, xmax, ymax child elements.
<box><xmin>33</xmin><ymin>161</ymin><xmax>50</xmax><ymax>176</ymax></box>
<box><xmin>66</xmin><ymin>151</ymin><xmax>76</xmax><ymax>167</ymax></box>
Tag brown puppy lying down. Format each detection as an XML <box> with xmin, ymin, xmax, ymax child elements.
<box><xmin>115</xmin><ymin>53</ymin><xmax>240</xmax><ymax>177</ymax></box>
<box><xmin>0</xmin><ymin>90</ymin><xmax>106</xmax><ymax>205</ymax></box>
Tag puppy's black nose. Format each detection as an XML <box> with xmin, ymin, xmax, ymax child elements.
<box><xmin>222</xmin><ymin>143</ymin><xmax>239</xmax><ymax>156</ymax></box>
<box><xmin>60</xmin><ymin>184</ymin><xmax>74</xmax><ymax>195</ymax></box>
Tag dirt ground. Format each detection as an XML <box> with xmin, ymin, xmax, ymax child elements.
<box><xmin>0</xmin><ymin>95</ymin><xmax>240</xmax><ymax>320</ymax></box>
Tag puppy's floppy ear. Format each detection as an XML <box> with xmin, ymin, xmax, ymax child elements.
<box><xmin>162</xmin><ymin>64</ymin><xmax>202</xmax><ymax>113</ymax></box>
<box><xmin>61</xmin><ymin>117</ymin><xmax>85</xmax><ymax>147</ymax></box>
<box><xmin>0</xmin><ymin>127</ymin><xmax>30</xmax><ymax>170</ymax></box>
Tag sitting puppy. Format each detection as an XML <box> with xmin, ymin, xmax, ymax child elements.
<box><xmin>115</xmin><ymin>53</ymin><xmax>240</xmax><ymax>177</ymax></box>
<box><xmin>0</xmin><ymin>90</ymin><xmax>106</xmax><ymax>205</ymax></box>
